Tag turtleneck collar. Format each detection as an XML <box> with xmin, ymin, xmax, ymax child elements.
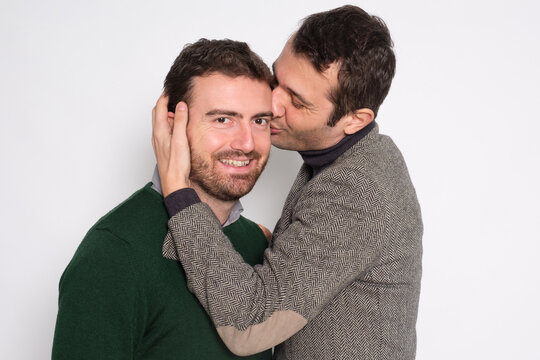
<box><xmin>299</xmin><ymin>121</ymin><xmax>376</xmax><ymax>177</ymax></box>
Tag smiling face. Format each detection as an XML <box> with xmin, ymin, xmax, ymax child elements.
<box><xmin>187</xmin><ymin>73</ymin><xmax>272</xmax><ymax>202</ymax></box>
<box><xmin>270</xmin><ymin>42</ymin><xmax>347</xmax><ymax>151</ymax></box>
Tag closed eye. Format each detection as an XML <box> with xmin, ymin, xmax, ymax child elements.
<box><xmin>291</xmin><ymin>97</ymin><xmax>305</xmax><ymax>109</ymax></box>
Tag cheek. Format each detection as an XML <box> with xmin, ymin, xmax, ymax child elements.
<box><xmin>254</xmin><ymin>132</ymin><xmax>271</xmax><ymax>156</ymax></box>
<box><xmin>204</xmin><ymin>137</ymin><xmax>227</xmax><ymax>154</ymax></box>
<box><xmin>283</xmin><ymin>107</ymin><xmax>306</xmax><ymax>131</ymax></box>
<box><xmin>186</xmin><ymin>124</ymin><xmax>198</xmax><ymax>147</ymax></box>
<box><xmin>190</xmin><ymin>131</ymin><xmax>228</xmax><ymax>156</ymax></box>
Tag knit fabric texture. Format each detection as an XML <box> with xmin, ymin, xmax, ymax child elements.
<box><xmin>52</xmin><ymin>183</ymin><xmax>272</xmax><ymax>360</ymax></box>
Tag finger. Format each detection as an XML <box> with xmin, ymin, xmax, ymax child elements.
<box><xmin>171</xmin><ymin>102</ymin><xmax>189</xmax><ymax>147</ymax></box>
<box><xmin>170</xmin><ymin>101</ymin><xmax>191</xmax><ymax>172</ymax></box>
<box><xmin>152</xmin><ymin>94</ymin><xmax>174</xmax><ymax>172</ymax></box>
<box><xmin>152</xmin><ymin>92</ymin><xmax>166</xmax><ymax>127</ymax></box>
<box><xmin>163</xmin><ymin>101</ymin><xmax>192</xmax><ymax>192</ymax></box>
<box><xmin>153</xmin><ymin>93</ymin><xmax>171</xmax><ymax>140</ymax></box>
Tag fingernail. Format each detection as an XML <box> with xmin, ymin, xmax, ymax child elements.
<box><xmin>177</xmin><ymin>102</ymin><xmax>186</xmax><ymax>111</ymax></box>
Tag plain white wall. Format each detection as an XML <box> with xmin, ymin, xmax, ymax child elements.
<box><xmin>1</xmin><ymin>0</ymin><xmax>539</xmax><ymax>358</ymax></box>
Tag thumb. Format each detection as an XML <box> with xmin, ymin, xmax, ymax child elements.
<box><xmin>172</xmin><ymin>101</ymin><xmax>188</xmax><ymax>142</ymax></box>
<box><xmin>170</xmin><ymin>101</ymin><xmax>191</xmax><ymax>167</ymax></box>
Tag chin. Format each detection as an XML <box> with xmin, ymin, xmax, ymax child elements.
<box><xmin>208</xmin><ymin>177</ymin><xmax>258</xmax><ymax>202</ymax></box>
<box><xmin>271</xmin><ymin>137</ymin><xmax>297</xmax><ymax>151</ymax></box>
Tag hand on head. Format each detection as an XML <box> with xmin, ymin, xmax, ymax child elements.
<box><xmin>152</xmin><ymin>93</ymin><xmax>192</xmax><ymax>197</ymax></box>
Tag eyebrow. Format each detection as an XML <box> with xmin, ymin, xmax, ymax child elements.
<box><xmin>287</xmin><ymin>87</ymin><xmax>314</xmax><ymax>108</ymax></box>
<box><xmin>205</xmin><ymin>109</ymin><xmax>273</xmax><ymax>119</ymax></box>
<box><xmin>251</xmin><ymin>111</ymin><xmax>273</xmax><ymax>119</ymax></box>
<box><xmin>272</xmin><ymin>63</ymin><xmax>315</xmax><ymax>108</ymax></box>
<box><xmin>205</xmin><ymin>109</ymin><xmax>240</xmax><ymax>117</ymax></box>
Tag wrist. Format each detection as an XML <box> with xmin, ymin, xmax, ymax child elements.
<box><xmin>163</xmin><ymin>184</ymin><xmax>189</xmax><ymax>198</ymax></box>
<box><xmin>163</xmin><ymin>188</ymin><xmax>201</xmax><ymax>217</ymax></box>
<box><xmin>162</xmin><ymin>177</ymin><xmax>190</xmax><ymax>198</ymax></box>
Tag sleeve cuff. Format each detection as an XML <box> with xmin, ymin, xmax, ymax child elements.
<box><xmin>164</xmin><ymin>188</ymin><xmax>201</xmax><ymax>217</ymax></box>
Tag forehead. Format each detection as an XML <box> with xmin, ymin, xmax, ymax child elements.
<box><xmin>190</xmin><ymin>73</ymin><xmax>272</xmax><ymax>111</ymax></box>
<box><xmin>273</xmin><ymin>43</ymin><xmax>339</xmax><ymax>101</ymax></box>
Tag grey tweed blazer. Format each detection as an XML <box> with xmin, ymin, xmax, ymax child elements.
<box><xmin>163</xmin><ymin>124</ymin><xmax>423</xmax><ymax>359</ymax></box>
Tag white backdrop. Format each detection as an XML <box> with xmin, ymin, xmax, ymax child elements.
<box><xmin>1</xmin><ymin>0</ymin><xmax>539</xmax><ymax>358</ymax></box>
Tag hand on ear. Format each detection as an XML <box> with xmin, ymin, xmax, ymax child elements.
<box><xmin>167</xmin><ymin>112</ymin><xmax>175</xmax><ymax>132</ymax></box>
<box><xmin>152</xmin><ymin>95</ymin><xmax>192</xmax><ymax>197</ymax></box>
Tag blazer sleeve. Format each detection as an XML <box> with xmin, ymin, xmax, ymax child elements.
<box><xmin>163</xmin><ymin>167</ymin><xmax>386</xmax><ymax>356</ymax></box>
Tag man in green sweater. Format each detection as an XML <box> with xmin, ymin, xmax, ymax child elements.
<box><xmin>52</xmin><ymin>39</ymin><xmax>274</xmax><ymax>360</ymax></box>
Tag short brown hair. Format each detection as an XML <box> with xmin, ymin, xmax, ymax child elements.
<box><xmin>293</xmin><ymin>5</ymin><xmax>396</xmax><ymax>125</ymax></box>
<box><xmin>164</xmin><ymin>39</ymin><xmax>272</xmax><ymax>112</ymax></box>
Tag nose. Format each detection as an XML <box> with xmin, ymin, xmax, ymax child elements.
<box><xmin>272</xmin><ymin>87</ymin><xmax>286</xmax><ymax>118</ymax></box>
<box><xmin>230</xmin><ymin>122</ymin><xmax>255</xmax><ymax>154</ymax></box>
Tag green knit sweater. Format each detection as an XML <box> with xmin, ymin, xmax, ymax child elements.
<box><xmin>52</xmin><ymin>183</ymin><xmax>272</xmax><ymax>360</ymax></box>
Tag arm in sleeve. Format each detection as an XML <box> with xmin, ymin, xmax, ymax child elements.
<box><xmin>163</xmin><ymin>169</ymin><xmax>385</xmax><ymax>356</ymax></box>
<box><xmin>52</xmin><ymin>229</ymin><xmax>139</xmax><ymax>360</ymax></box>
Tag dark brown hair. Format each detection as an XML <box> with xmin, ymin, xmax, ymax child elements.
<box><xmin>293</xmin><ymin>5</ymin><xmax>396</xmax><ymax>125</ymax></box>
<box><xmin>164</xmin><ymin>39</ymin><xmax>273</xmax><ymax>112</ymax></box>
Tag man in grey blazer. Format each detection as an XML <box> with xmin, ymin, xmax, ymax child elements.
<box><xmin>153</xmin><ymin>5</ymin><xmax>422</xmax><ymax>360</ymax></box>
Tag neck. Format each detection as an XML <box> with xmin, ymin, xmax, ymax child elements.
<box><xmin>299</xmin><ymin>121</ymin><xmax>376</xmax><ymax>177</ymax></box>
<box><xmin>191</xmin><ymin>183</ymin><xmax>236</xmax><ymax>224</ymax></box>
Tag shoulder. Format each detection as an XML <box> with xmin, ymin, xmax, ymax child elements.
<box><xmin>308</xmin><ymin>157</ymin><xmax>380</xmax><ymax>202</ymax></box>
<box><xmin>92</xmin><ymin>183</ymin><xmax>168</xmax><ymax>246</ymax></box>
<box><xmin>314</xmin><ymin>128</ymin><xmax>409</xmax><ymax>197</ymax></box>
<box><xmin>293</xmin><ymin>148</ymin><xmax>387</xmax><ymax>225</ymax></box>
<box><xmin>338</xmin><ymin>128</ymin><xmax>408</xmax><ymax>178</ymax></box>
<box><xmin>62</xmin><ymin>184</ymin><xmax>167</xmax><ymax>282</ymax></box>
<box><xmin>59</xmin><ymin>227</ymin><xmax>137</xmax><ymax>297</ymax></box>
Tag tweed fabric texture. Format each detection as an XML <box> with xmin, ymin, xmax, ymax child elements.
<box><xmin>163</xmin><ymin>124</ymin><xmax>423</xmax><ymax>359</ymax></box>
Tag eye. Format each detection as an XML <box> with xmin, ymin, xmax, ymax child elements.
<box><xmin>291</xmin><ymin>98</ymin><xmax>304</xmax><ymax>109</ymax></box>
<box><xmin>216</xmin><ymin>117</ymin><xmax>231</xmax><ymax>124</ymax></box>
<box><xmin>254</xmin><ymin>118</ymin><xmax>268</xmax><ymax>126</ymax></box>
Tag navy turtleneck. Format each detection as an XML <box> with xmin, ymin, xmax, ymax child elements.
<box><xmin>299</xmin><ymin>121</ymin><xmax>376</xmax><ymax>177</ymax></box>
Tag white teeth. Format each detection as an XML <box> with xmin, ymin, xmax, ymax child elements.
<box><xmin>219</xmin><ymin>159</ymin><xmax>250</xmax><ymax>167</ymax></box>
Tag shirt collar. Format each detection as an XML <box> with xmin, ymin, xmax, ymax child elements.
<box><xmin>151</xmin><ymin>166</ymin><xmax>244</xmax><ymax>227</ymax></box>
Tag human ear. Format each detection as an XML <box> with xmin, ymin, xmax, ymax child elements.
<box><xmin>167</xmin><ymin>112</ymin><xmax>175</xmax><ymax>131</ymax></box>
<box><xmin>343</xmin><ymin>108</ymin><xmax>374</xmax><ymax>135</ymax></box>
